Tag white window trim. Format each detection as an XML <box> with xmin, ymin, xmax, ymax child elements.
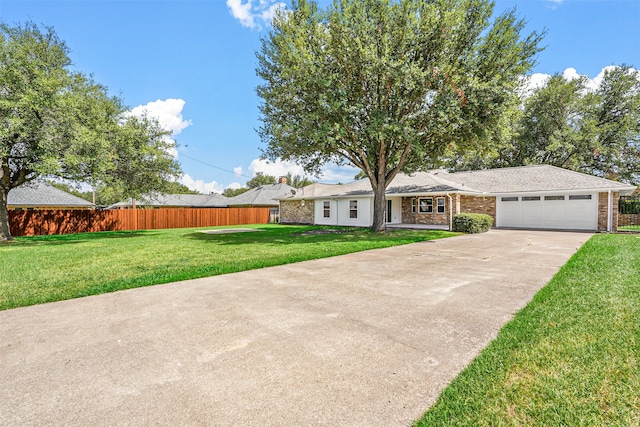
<box><xmin>349</xmin><ymin>200</ymin><xmax>358</xmax><ymax>219</ymax></box>
<box><xmin>418</xmin><ymin>197</ymin><xmax>433</xmax><ymax>214</ymax></box>
<box><xmin>323</xmin><ymin>200</ymin><xmax>331</xmax><ymax>218</ymax></box>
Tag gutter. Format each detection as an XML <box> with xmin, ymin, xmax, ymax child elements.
<box><xmin>607</xmin><ymin>190</ymin><xmax>613</xmax><ymax>232</ymax></box>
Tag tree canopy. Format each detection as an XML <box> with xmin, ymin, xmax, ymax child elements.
<box><xmin>257</xmin><ymin>0</ymin><xmax>544</xmax><ymax>231</ymax></box>
<box><xmin>442</xmin><ymin>65</ymin><xmax>640</xmax><ymax>184</ymax></box>
<box><xmin>246</xmin><ymin>172</ymin><xmax>277</xmax><ymax>188</ymax></box>
<box><xmin>0</xmin><ymin>22</ymin><xmax>181</xmax><ymax>240</ymax></box>
<box><xmin>223</xmin><ymin>172</ymin><xmax>315</xmax><ymax>197</ymax></box>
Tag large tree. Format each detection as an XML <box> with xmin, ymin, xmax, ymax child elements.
<box><xmin>256</xmin><ymin>0</ymin><xmax>543</xmax><ymax>231</ymax></box>
<box><xmin>442</xmin><ymin>66</ymin><xmax>640</xmax><ymax>184</ymax></box>
<box><xmin>0</xmin><ymin>22</ymin><xmax>180</xmax><ymax>240</ymax></box>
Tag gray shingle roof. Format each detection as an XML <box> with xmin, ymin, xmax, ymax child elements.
<box><xmin>227</xmin><ymin>183</ymin><xmax>298</xmax><ymax>206</ymax></box>
<box><xmin>446</xmin><ymin>165</ymin><xmax>636</xmax><ymax>194</ymax></box>
<box><xmin>8</xmin><ymin>182</ymin><xmax>96</xmax><ymax>208</ymax></box>
<box><xmin>108</xmin><ymin>193</ymin><xmax>229</xmax><ymax>208</ymax></box>
<box><xmin>278</xmin><ymin>165</ymin><xmax>636</xmax><ymax>200</ymax></box>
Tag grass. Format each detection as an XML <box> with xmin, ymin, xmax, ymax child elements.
<box><xmin>0</xmin><ymin>224</ymin><xmax>455</xmax><ymax>311</ymax></box>
<box><xmin>415</xmin><ymin>233</ymin><xmax>640</xmax><ymax>427</ymax></box>
<box><xmin>619</xmin><ymin>225</ymin><xmax>640</xmax><ymax>232</ymax></box>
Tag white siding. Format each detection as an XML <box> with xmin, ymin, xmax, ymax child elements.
<box><xmin>314</xmin><ymin>198</ymin><xmax>373</xmax><ymax>227</ymax></box>
<box><xmin>386</xmin><ymin>197</ymin><xmax>403</xmax><ymax>224</ymax></box>
<box><xmin>314</xmin><ymin>200</ymin><xmax>338</xmax><ymax>225</ymax></box>
<box><xmin>336</xmin><ymin>198</ymin><xmax>372</xmax><ymax>227</ymax></box>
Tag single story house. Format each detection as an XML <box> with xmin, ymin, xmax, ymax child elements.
<box><xmin>277</xmin><ymin>165</ymin><xmax>637</xmax><ymax>232</ymax></box>
<box><xmin>7</xmin><ymin>182</ymin><xmax>95</xmax><ymax>210</ymax></box>
<box><xmin>108</xmin><ymin>193</ymin><xmax>230</xmax><ymax>209</ymax></box>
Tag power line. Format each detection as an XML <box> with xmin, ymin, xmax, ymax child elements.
<box><xmin>178</xmin><ymin>152</ymin><xmax>254</xmax><ymax>179</ymax></box>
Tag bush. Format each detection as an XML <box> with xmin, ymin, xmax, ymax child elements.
<box><xmin>452</xmin><ymin>213</ymin><xmax>493</xmax><ymax>233</ymax></box>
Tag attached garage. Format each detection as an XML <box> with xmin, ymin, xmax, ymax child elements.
<box><xmin>497</xmin><ymin>193</ymin><xmax>598</xmax><ymax>230</ymax></box>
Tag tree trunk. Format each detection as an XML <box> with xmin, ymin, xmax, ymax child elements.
<box><xmin>371</xmin><ymin>181</ymin><xmax>387</xmax><ymax>232</ymax></box>
<box><xmin>0</xmin><ymin>188</ymin><xmax>13</xmax><ymax>241</ymax></box>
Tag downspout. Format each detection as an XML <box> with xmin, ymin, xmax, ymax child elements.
<box><xmin>447</xmin><ymin>194</ymin><xmax>453</xmax><ymax>231</ymax></box>
<box><xmin>607</xmin><ymin>190</ymin><xmax>612</xmax><ymax>232</ymax></box>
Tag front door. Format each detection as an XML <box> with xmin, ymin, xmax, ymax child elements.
<box><xmin>386</xmin><ymin>199</ymin><xmax>392</xmax><ymax>223</ymax></box>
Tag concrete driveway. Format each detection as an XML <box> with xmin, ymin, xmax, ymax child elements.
<box><xmin>0</xmin><ymin>229</ymin><xmax>590</xmax><ymax>426</ymax></box>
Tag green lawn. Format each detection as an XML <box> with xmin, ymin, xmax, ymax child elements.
<box><xmin>415</xmin><ymin>233</ymin><xmax>640</xmax><ymax>426</ymax></box>
<box><xmin>619</xmin><ymin>225</ymin><xmax>640</xmax><ymax>231</ymax></box>
<box><xmin>0</xmin><ymin>224</ymin><xmax>455</xmax><ymax>311</ymax></box>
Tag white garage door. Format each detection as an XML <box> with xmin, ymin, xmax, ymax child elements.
<box><xmin>497</xmin><ymin>194</ymin><xmax>598</xmax><ymax>230</ymax></box>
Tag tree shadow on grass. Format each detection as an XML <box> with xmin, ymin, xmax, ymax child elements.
<box><xmin>7</xmin><ymin>230</ymin><xmax>158</xmax><ymax>247</ymax></box>
<box><xmin>182</xmin><ymin>225</ymin><xmax>445</xmax><ymax>246</ymax></box>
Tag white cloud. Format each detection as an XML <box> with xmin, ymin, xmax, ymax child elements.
<box><xmin>226</xmin><ymin>0</ymin><xmax>255</xmax><ymax>29</ymax></box>
<box><xmin>519</xmin><ymin>73</ymin><xmax>551</xmax><ymax>97</ymax></box>
<box><xmin>561</xmin><ymin>67</ymin><xmax>580</xmax><ymax>82</ymax></box>
<box><xmin>233</xmin><ymin>166</ymin><xmax>243</xmax><ymax>176</ymax></box>
<box><xmin>318</xmin><ymin>163</ymin><xmax>361</xmax><ymax>184</ymax></box>
<box><xmin>226</xmin><ymin>0</ymin><xmax>286</xmax><ymax>30</ymax></box>
<box><xmin>129</xmin><ymin>98</ymin><xmax>191</xmax><ymax>136</ymax></box>
<box><xmin>521</xmin><ymin>66</ymin><xmax>639</xmax><ymax>97</ymax></box>
<box><xmin>180</xmin><ymin>174</ymin><xmax>225</xmax><ymax>194</ymax></box>
<box><xmin>246</xmin><ymin>158</ymin><xmax>360</xmax><ymax>184</ymax></box>
<box><xmin>248</xmin><ymin>158</ymin><xmax>307</xmax><ymax>178</ymax></box>
<box><xmin>546</xmin><ymin>0</ymin><xmax>564</xmax><ymax>10</ymax></box>
<box><xmin>128</xmin><ymin>98</ymin><xmax>192</xmax><ymax>158</ymax></box>
<box><xmin>260</xmin><ymin>1</ymin><xmax>286</xmax><ymax>23</ymax></box>
<box><xmin>226</xmin><ymin>181</ymin><xmax>243</xmax><ymax>190</ymax></box>
<box><xmin>588</xmin><ymin>65</ymin><xmax>620</xmax><ymax>91</ymax></box>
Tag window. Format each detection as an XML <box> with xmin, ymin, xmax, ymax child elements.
<box><xmin>419</xmin><ymin>198</ymin><xmax>433</xmax><ymax>213</ymax></box>
<box><xmin>545</xmin><ymin>195</ymin><xmax>565</xmax><ymax>201</ymax></box>
<box><xmin>411</xmin><ymin>198</ymin><xmax>416</xmax><ymax>213</ymax></box>
<box><xmin>437</xmin><ymin>197</ymin><xmax>445</xmax><ymax>214</ymax></box>
<box><xmin>569</xmin><ymin>194</ymin><xmax>592</xmax><ymax>200</ymax></box>
<box><xmin>349</xmin><ymin>200</ymin><xmax>358</xmax><ymax>219</ymax></box>
<box><xmin>522</xmin><ymin>196</ymin><xmax>541</xmax><ymax>201</ymax></box>
<box><xmin>323</xmin><ymin>201</ymin><xmax>330</xmax><ymax>218</ymax></box>
<box><xmin>501</xmin><ymin>197</ymin><xmax>518</xmax><ymax>202</ymax></box>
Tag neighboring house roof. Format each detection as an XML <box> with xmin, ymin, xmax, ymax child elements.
<box><xmin>7</xmin><ymin>182</ymin><xmax>96</xmax><ymax>208</ymax></box>
<box><xmin>108</xmin><ymin>193</ymin><xmax>229</xmax><ymax>209</ymax></box>
<box><xmin>227</xmin><ymin>183</ymin><xmax>298</xmax><ymax>206</ymax></box>
<box><xmin>278</xmin><ymin>165</ymin><xmax>636</xmax><ymax>200</ymax></box>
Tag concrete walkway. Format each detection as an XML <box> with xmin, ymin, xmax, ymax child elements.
<box><xmin>0</xmin><ymin>230</ymin><xmax>590</xmax><ymax>427</ymax></box>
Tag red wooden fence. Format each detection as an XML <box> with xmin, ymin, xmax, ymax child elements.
<box><xmin>8</xmin><ymin>208</ymin><xmax>271</xmax><ymax>237</ymax></box>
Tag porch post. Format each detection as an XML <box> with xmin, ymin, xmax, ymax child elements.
<box><xmin>447</xmin><ymin>194</ymin><xmax>453</xmax><ymax>231</ymax></box>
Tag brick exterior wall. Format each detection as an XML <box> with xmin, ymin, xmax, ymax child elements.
<box><xmin>598</xmin><ymin>192</ymin><xmax>619</xmax><ymax>231</ymax></box>
<box><xmin>401</xmin><ymin>196</ymin><xmax>450</xmax><ymax>225</ymax></box>
<box><xmin>619</xmin><ymin>214</ymin><xmax>640</xmax><ymax>227</ymax></box>
<box><xmin>400</xmin><ymin>194</ymin><xmax>497</xmax><ymax>226</ymax></box>
<box><xmin>459</xmin><ymin>195</ymin><xmax>496</xmax><ymax>226</ymax></box>
<box><xmin>279</xmin><ymin>200</ymin><xmax>314</xmax><ymax>224</ymax></box>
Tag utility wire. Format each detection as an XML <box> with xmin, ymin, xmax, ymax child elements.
<box><xmin>179</xmin><ymin>151</ymin><xmax>316</xmax><ymax>185</ymax></box>
<box><xmin>179</xmin><ymin>152</ymin><xmax>254</xmax><ymax>179</ymax></box>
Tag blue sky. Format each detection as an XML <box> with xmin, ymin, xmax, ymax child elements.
<box><xmin>1</xmin><ymin>0</ymin><xmax>639</xmax><ymax>193</ymax></box>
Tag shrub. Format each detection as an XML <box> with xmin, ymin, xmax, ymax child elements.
<box><xmin>452</xmin><ymin>213</ymin><xmax>493</xmax><ymax>233</ymax></box>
